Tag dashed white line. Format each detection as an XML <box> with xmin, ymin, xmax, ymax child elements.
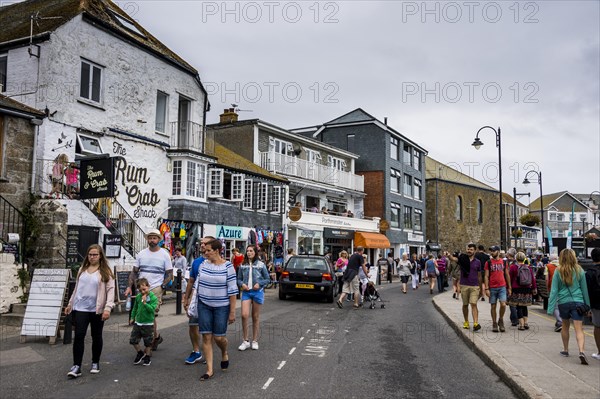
<box><xmin>297</xmin><ymin>336</ymin><xmax>304</xmax><ymax>344</ymax></box>
<box><xmin>262</xmin><ymin>377</ymin><xmax>274</xmax><ymax>390</ymax></box>
<box><xmin>277</xmin><ymin>361</ymin><xmax>286</xmax><ymax>370</ymax></box>
<box><xmin>289</xmin><ymin>347</ymin><xmax>296</xmax><ymax>355</ymax></box>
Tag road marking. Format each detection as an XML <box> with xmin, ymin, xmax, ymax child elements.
<box><xmin>277</xmin><ymin>361</ymin><xmax>286</xmax><ymax>370</ymax></box>
<box><xmin>289</xmin><ymin>347</ymin><xmax>296</xmax><ymax>355</ymax></box>
<box><xmin>530</xmin><ymin>312</ymin><xmax>594</xmax><ymax>337</ymax></box>
<box><xmin>262</xmin><ymin>377</ymin><xmax>274</xmax><ymax>390</ymax></box>
<box><xmin>306</xmin><ymin>329</ymin><xmax>311</xmax><ymax>334</ymax></box>
<box><xmin>297</xmin><ymin>336</ymin><xmax>304</xmax><ymax>344</ymax></box>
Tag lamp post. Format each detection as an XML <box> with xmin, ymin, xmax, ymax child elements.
<box><xmin>523</xmin><ymin>170</ymin><xmax>544</xmax><ymax>252</ymax></box>
<box><xmin>512</xmin><ymin>187</ymin><xmax>530</xmax><ymax>248</ymax></box>
<box><xmin>472</xmin><ymin>126</ymin><xmax>504</xmax><ymax>249</ymax></box>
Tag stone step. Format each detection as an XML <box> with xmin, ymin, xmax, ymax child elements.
<box><xmin>0</xmin><ymin>313</ymin><xmax>23</xmax><ymax>327</ymax></box>
<box><xmin>10</xmin><ymin>303</ymin><xmax>27</xmax><ymax>315</ymax></box>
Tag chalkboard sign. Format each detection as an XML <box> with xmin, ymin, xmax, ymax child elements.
<box><xmin>116</xmin><ymin>270</ymin><xmax>132</xmax><ymax>302</ymax></box>
<box><xmin>66</xmin><ymin>227</ymin><xmax>81</xmax><ymax>267</ymax></box>
<box><xmin>79</xmin><ymin>157</ymin><xmax>115</xmax><ymax>199</ymax></box>
<box><xmin>1</xmin><ymin>242</ymin><xmax>18</xmax><ymax>254</ymax></box>
<box><xmin>103</xmin><ymin>234</ymin><xmax>122</xmax><ymax>258</ymax></box>
<box><xmin>21</xmin><ymin>268</ymin><xmax>69</xmax><ymax>344</ymax></box>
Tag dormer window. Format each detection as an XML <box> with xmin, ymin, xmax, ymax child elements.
<box><xmin>111</xmin><ymin>11</ymin><xmax>146</xmax><ymax>37</ymax></box>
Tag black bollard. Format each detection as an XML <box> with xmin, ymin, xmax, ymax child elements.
<box><xmin>175</xmin><ymin>269</ymin><xmax>182</xmax><ymax>315</ymax></box>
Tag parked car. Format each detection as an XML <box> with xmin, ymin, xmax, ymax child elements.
<box><xmin>278</xmin><ymin>255</ymin><xmax>338</xmax><ymax>302</ymax></box>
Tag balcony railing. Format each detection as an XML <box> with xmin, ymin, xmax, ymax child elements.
<box><xmin>260</xmin><ymin>152</ymin><xmax>364</xmax><ymax>191</ymax></box>
<box><xmin>169</xmin><ymin>121</ymin><xmax>204</xmax><ymax>153</ymax></box>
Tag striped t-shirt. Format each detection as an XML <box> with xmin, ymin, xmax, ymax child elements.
<box><xmin>197</xmin><ymin>260</ymin><xmax>239</xmax><ymax>307</ymax></box>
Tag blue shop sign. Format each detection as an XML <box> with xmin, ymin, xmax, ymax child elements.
<box><xmin>217</xmin><ymin>225</ymin><xmax>243</xmax><ymax>240</ymax></box>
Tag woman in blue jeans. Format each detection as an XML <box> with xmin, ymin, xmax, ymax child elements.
<box><xmin>196</xmin><ymin>239</ymin><xmax>239</xmax><ymax>380</ymax></box>
<box><xmin>548</xmin><ymin>249</ymin><xmax>591</xmax><ymax>365</ymax></box>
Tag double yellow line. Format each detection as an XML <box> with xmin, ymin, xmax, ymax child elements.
<box><xmin>530</xmin><ymin>311</ymin><xmax>595</xmax><ymax>337</ymax></box>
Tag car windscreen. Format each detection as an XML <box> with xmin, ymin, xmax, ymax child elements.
<box><xmin>286</xmin><ymin>258</ymin><xmax>329</xmax><ymax>271</ymax></box>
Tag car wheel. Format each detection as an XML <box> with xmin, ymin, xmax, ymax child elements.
<box><xmin>278</xmin><ymin>288</ymin><xmax>286</xmax><ymax>300</ymax></box>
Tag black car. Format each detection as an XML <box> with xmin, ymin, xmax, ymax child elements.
<box><xmin>278</xmin><ymin>255</ymin><xmax>338</xmax><ymax>302</ymax></box>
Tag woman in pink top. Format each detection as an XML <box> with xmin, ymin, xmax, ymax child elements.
<box><xmin>507</xmin><ymin>251</ymin><xmax>537</xmax><ymax>330</ymax></box>
<box><xmin>335</xmin><ymin>251</ymin><xmax>349</xmax><ymax>296</ymax></box>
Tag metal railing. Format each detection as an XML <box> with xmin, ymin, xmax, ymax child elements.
<box><xmin>32</xmin><ymin>157</ymin><xmax>80</xmax><ymax>199</ymax></box>
<box><xmin>0</xmin><ymin>195</ymin><xmax>26</xmax><ymax>265</ymax></box>
<box><xmin>169</xmin><ymin>121</ymin><xmax>205</xmax><ymax>153</ymax></box>
<box><xmin>85</xmin><ymin>197</ymin><xmax>146</xmax><ymax>258</ymax></box>
<box><xmin>259</xmin><ymin>152</ymin><xmax>364</xmax><ymax>191</ymax></box>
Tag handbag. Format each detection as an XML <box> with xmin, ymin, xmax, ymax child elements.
<box><xmin>567</xmin><ymin>272</ymin><xmax>591</xmax><ymax>316</ymax></box>
<box><xmin>187</xmin><ymin>277</ymin><xmax>199</xmax><ymax>317</ymax></box>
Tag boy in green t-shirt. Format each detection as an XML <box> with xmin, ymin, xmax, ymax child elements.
<box><xmin>129</xmin><ymin>278</ymin><xmax>158</xmax><ymax>366</ymax></box>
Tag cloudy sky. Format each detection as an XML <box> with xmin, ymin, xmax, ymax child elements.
<box><xmin>128</xmin><ymin>0</ymin><xmax>598</xmax><ymax>200</ymax></box>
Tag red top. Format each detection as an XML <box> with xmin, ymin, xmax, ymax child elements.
<box><xmin>484</xmin><ymin>258</ymin><xmax>508</xmax><ymax>288</ymax></box>
<box><xmin>232</xmin><ymin>254</ymin><xmax>244</xmax><ymax>271</ymax></box>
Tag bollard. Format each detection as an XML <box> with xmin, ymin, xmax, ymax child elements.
<box><xmin>175</xmin><ymin>269</ymin><xmax>182</xmax><ymax>315</ymax></box>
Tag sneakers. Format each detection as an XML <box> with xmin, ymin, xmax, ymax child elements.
<box><xmin>151</xmin><ymin>335</ymin><xmax>163</xmax><ymax>351</ymax></box>
<box><xmin>143</xmin><ymin>355</ymin><xmax>152</xmax><ymax>366</ymax></box>
<box><xmin>251</xmin><ymin>341</ymin><xmax>259</xmax><ymax>350</ymax></box>
<box><xmin>134</xmin><ymin>351</ymin><xmax>145</xmax><ymax>365</ymax></box>
<box><xmin>90</xmin><ymin>363</ymin><xmax>100</xmax><ymax>374</ymax></box>
<box><xmin>238</xmin><ymin>340</ymin><xmax>251</xmax><ymax>351</ymax></box>
<box><xmin>67</xmin><ymin>365</ymin><xmax>82</xmax><ymax>378</ymax></box>
<box><xmin>452</xmin><ymin>293</ymin><xmax>456</xmax><ymax>299</ymax></box>
<box><xmin>498</xmin><ymin>322</ymin><xmax>505</xmax><ymax>333</ymax></box>
<box><xmin>185</xmin><ymin>351</ymin><xmax>204</xmax><ymax>364</ymax></box>
<box><xmin>554</xmin><ymin>324</ymin><xmax>562</xmax><ymax>332</ymax></box>
<box><xmin>579</xmin><ymin>352</ymin><xmax>588</xmax><ymax>365</ymax></box>
<box><xmin>463</xmin><ymin>321</ymin><xmax>470</xmax><ymax>329</ymax></box>
<box><xmin>559</xmin><ymin>351</ymin><xmax>569</xmax><ymax>357</ymax></box>
<box><xmin>492</xmin><ymin>323</ymin><xmax>499</xmax><ymax>333</ymax></box>
<box><xmin>591</xmin><ymin>353</ymin><xmax>600</xmax><ymax>361</ymax></box>
<box><xmin>473</xmin><ymin>323</ymin><xmax>482</xmax><ymax>332</ymax></box>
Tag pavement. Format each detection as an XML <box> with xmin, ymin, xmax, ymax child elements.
<box><xmin>432</xmin><ymin>288</ymin><xmax>600</xmax><ymax>399</ymax></box>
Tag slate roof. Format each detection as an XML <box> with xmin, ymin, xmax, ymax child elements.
<box><xmin>425</xmin><ymin>156</ymin><xmax>497</xmax><ymax>192</ymax></box>
<box><xmin>529</xmin><ymin>191</ymin><xmax>589</xmax><ymax>212</ymax></box>
<box><xmin>0</xmin><ymin>93</ymin><xmax>45</xmax><ymax>117</ymax></box>
<box><xmin>0</xmin><ymin>0</ymin><xmax>197</xmax><ymax>75</ymax></box>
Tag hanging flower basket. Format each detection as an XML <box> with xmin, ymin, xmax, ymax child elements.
<box><xmin>520</xmin><ymin>213</ymin><xmax>540</xmax><ymax>227</ymax></box>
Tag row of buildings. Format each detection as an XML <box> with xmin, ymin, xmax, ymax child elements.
<box><xmin>1</xmin><ymin>0</ymin><xmax>598</xmax><ymax>286</ymax></box>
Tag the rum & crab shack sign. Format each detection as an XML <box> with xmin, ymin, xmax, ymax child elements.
<box><xmin>80</xmin><ymin>157</ymin><xmax>115</xmax><ymax>199</ymax></box>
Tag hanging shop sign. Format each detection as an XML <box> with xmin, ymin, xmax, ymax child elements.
<box><xmin>79</xmin><ymin>157</ymin><xmax>115</xmax><ymax>199</ymax></box>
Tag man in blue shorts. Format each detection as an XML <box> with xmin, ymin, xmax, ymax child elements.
<box><xmin>484</xmin><ymin>245</ymin><xmax>511</xmax><ymax>332</ymax></box>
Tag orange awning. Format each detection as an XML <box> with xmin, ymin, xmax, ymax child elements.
<box><xmin>354</xmin><ymin>232</ymin><xmax>391</xmax><ymax>249</ymax></box>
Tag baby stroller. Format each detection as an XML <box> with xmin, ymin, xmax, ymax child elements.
<box><xmin>363</xmin><ymin>281</ymin><xmax>385</xmax><ymax>309</ymax></box>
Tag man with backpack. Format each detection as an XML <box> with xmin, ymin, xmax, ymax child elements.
<box><xmin>585</xmin><ymin>248</ymin><xmax>600</xmax><ymax>360</ymax></box>
<box><xmin>484</xmin><ymin>245</ymin><xmax>511</xmax><ymax>332</ymax></box>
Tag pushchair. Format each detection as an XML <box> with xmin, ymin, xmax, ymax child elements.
<box><xmin>363</xmin><ymin>281</ymin><xmax>385</xmax><ymax>309</ymax></box>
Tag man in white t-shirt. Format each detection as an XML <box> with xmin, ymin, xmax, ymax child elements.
<box><xmin>125</xmin><ymin>229</ymin><xmax>173</xmax><ymax>351</ymax></box>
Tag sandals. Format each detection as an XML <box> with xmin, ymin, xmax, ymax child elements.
<box><xmin>352</xmin><ymin>305</ymin><xmax>360</xmax><ymax>310</ymax></box>
<box><xmin>200</xmin><ymin>373</ymin><xmax>213</xmax><ymax>381</ymax></box>
<box><xmin>221</xmin><ymin>353</ymin><xmax>229</xmax><ymax>371</ymax></box>
<box><xmin>523</xmin><ymin>323</ymin><xmax>530</xmax><ymax>330</ymax></box>
<box><xmin>336</xmin><ymin>300</ymin><xmax>343</xmax><ymax>309</ymax></box>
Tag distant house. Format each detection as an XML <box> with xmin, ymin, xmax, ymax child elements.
<box><xmin>292</xmin><ymin>108</ymin><xmax>427</xmax><ymax>259</ymax></box>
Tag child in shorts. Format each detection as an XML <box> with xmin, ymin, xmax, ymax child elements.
<box><xmin>129</xmin><ymin>278</ymin><xmax>158</xmax><ymax>366</ymax></box>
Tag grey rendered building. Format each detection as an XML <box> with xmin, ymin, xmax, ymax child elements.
<box><xmin>292</xmin><ymin>109</ymin><xmax>428</xmax><ymax>257</ymax></box>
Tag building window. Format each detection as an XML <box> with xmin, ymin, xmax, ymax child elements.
<box><xmin>414</xmin><ymin>178</ymin><xmax>422</xmax><ymax>200</ymax></box>
<box><xmin>549</xmin><ymin>212</ymin><xmax>557</xmax><ymax>221</ymax></box>
<box><xmin>390</xmin><ymin>137</ymin><xmax>399</xmax><ymax>160</ymax></box>
<box><xmin>76</xmin><ymin>134</ymin><xmax>104</xmax><ymax>156</ymax></box>
<box><xmin>185</xmin><ymin>161</ymin><xmax>206</xmax><ymax>199</ymax></box>
<box><xmin>391</xmin><ymin>202</ymin><xmax>401</xmax><ymax>228</ymax></box>
<box><xmin>269</xmin><ymin>136</ymin><xmax>293</xmax><ymax>156</ymax></box>
<box><xmin>403</xmin><ymin>206</ymin><xmax>412</xmax><ymax>229</ymax></box>
<box><xmin>403</xmin><ymin>144</ymin><xmax>412</xmax><ymax>165</ymax></box>
<box><xmin>243</xmin><ymin>179</ymin><xmax>253</xmax><ymax>209</ymax></box>
<box><xmin>259</xmin><ymin>182</ymin><xmax>268</xmax><ymax>211</ymax></box>
<box><xmin>456</xmin><ymin>196</ymin><xmax>463</xmax><ymax>221</ymax></box>
<box><xmin>327</xmin><ymin>155</ymin><xmax>346</xmax><ymax>171</ymax></box>
<box><xmin>477</xmin><ymin>199</ymin><xmax>483</xmax><ymax>223</ymax></box>
<box><xmin>347</xmin><ymin>134</ymin><xmax>355</xmax><ymax>153</ymax></box>
<box><xmin>305</xmin><ymin>148</ymin><xmax>321</xmax><ymax>163</ymax></box>
<box><xmin>80</xmin><ymin>59</ymin><xmax>103</xmax><ymax>103</ymax></box>
<box><xmin>403</xmin><ymin>174</ymin><xmax>412</xmax><ymax>197</ymax></box>
<box><xmin>172</xmin><ymin>160</ymin><xmax>182</xmax><ymax>195</ymax></box>
<box><xmin>390</xmin><ymin>168</ymin><xmax>401</xmax><ymax>193</ymax></box>
<box><xmin>230</xmin><ymin>174</ymin><xmax>244</xmax><ymax>201</ymax></box>
<box><xmin>413</xmin><ymin>149</ymin><xmax>421</xmax><ymax>171</ymax></box>
<box><xmin>155</xmin><ymin>91</ymin><xmax>168</xmax><ymax>133</ymax></box>
<box><xmin>414</xmin><ymin>209</ymin><xmax>422</xmax><ymax>231</ymax></box>
<box><xmin>271</xmin><ymin>186</ymin><xmax>282</xmax><ymax>213</ymax></box>
<box><xmin>208</xmin><ymin>168</ymin><xmax>224</xmax><ymax>198</ymax></box>
<box><xmin>0</xmin><ymin>54</ymin><xmax>6</xmax><ymax>92</ymax></box>
<box><xmin>557</xmin><ymin>214</ymin><xmax>564</xmax><ymax>221</ymax></box>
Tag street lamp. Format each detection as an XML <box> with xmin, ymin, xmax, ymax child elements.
<box><xmin>512</xmin><ymin>187</ymin><xmax>530</xmax><ymax>248</ymax></box>
<box><xmin>472</xmin><ymin>126</ymin><xmax>504</xmax><ymax>249</ymax></box>
<box><xmin>523</xmin><ymin>170</ymin><xmax>545</xmax><ymax>253</ymax></box>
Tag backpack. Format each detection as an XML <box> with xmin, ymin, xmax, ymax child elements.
<box><xmin>517</xmin><ymin>264</ymin><xmax>532</xmax><ymax>287</ymax></box>
<box><xmin>586</xmin><ymin>267</ymin><xmax>600</xmax><ymax>298</ymax></box>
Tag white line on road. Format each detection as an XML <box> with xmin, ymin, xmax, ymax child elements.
<box><xmin>277</xmin><ymin>361</ymin><xmax>286</xmax><ymax>370</ymax></box>
<box><xmin>306</xmin><ymin>329</ymin><xmax>311</xmax><ymax>334</ymax></box>
<box><xmin>297</xmin><ymin>336</ymin><xmax>304</xmax><ymax>344</ymax></box>
<box><xmin>262</xmin><ymin>377</ymin><xmax>274</xmax><ymax>390</ymax></box>
<box><xmin>289</xmin><ymin>347</ymin><xmax>296</xmax><ymax>355</ymax></box>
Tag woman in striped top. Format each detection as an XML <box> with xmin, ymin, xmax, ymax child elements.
<box><xmin>197</xmin><ymin>239</ymin><xmax>239</xmax><ymax>381</ymax></box>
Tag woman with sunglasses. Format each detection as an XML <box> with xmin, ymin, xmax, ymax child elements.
<box><xmin>65</xmin><ymin>244</ymin><xmax>115</xmax><ymax>378</ymax></box>
<box><xmin>196</xmin><ymin>239</ymin><xmax>239</xmax><ymax>381</ymax></box>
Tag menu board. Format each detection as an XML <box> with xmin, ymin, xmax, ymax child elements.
<box><xmin>103</xmin><ymin>234</ymin><xmax>122</xmax><ymax>258</ymax></box>
<box><xmin>66</xmin><ymin>227</ymin><xmax>81</xmax><ymax>267</ymax></box>
<box><xmin>79</xmin><ymin>157</ymin><xmax>115</xmax><ymax>199</ymax></box>
<box><xmin>116</xmin><ymin>270</ymin><xmax>132</xmax><ymax>302</ymax></box>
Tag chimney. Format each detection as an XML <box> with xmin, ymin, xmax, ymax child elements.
<box><xmin>384</xmin><ymin>117</ymin><xmax>388</xmax><ymax>125</ymax></box>
<box><xmin>219</xmin><ymin>108</ymin><xmax>239</xmax><ymax>124</ymax></box>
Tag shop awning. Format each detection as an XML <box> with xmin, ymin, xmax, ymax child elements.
<box><xmin>354</xmin><ymin>232</ymin><xmax>390</xmax><ymax>249</ymax></box>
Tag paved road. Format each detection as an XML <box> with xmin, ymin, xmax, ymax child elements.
<box><xmin>0</xmin><ymin>283</ymin><xmax>517</xmax><ymax>399</ymax></box>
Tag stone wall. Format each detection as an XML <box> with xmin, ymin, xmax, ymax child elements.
<box><xmin>426</xmin><ymin>179</ymin><xmax>500</xmax><ymax>252</ymax></box>
<box><xmin>0</xmin><ymin>254</ymin><xmax>23</xmax><ymax>313</ymax></box>
<box><xmin>31</xmin><ymin>200</ymin><xmax>68</xmax><ymax>268</ymax></box>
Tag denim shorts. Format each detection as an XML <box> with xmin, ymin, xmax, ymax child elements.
<box><xmin>198</xmin><ymin>301</ymin><xmax>230</xmax><ymax>336</ymax></box>
<box><xmin>241</xmin><ymin>289</ymin><xmax>265</xmax><ymax>304</ymax></box>
<box><xmin>558</xmin><ymin>302</ymin><xmax>585</xmax><ymax>321</ymax></box>
<box><xmin>489</xmin><ymin>287</ymin><xmax>507</xmax><ymax>304</ymax></box>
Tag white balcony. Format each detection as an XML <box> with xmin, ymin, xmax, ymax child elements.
<box><xmin>260</xmin><ymin>152</ymin><xmax>364</xmax><ymax>191</ymax></box>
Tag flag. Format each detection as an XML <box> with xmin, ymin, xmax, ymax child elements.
<box><xmin>546</xmin><ymin>226</ymin><xmax>553</xmax><ymax>249</ymax></box>
<box><xmin>566</xmin><ymin>203</ymin><xmax>575</xmax><ymax>249</ymax></box>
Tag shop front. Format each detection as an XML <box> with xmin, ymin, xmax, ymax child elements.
<box><xmin>323</xmin><ymin>228</ymin><xmax>353</xmax><ymax>261</ymax></box>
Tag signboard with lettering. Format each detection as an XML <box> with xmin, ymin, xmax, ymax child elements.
<box><xmin>21</xmin><ymin>268</ymin><xmax>69</xmax><ymax>344</ymax></box>
<box><xmin>79</xmin><ymin>157</ymin><xmax>115</xmax><ymax>199</ymax></box>
<box><xmin>323</xmin><ymin>228</ymin><xmax>353</xmax><ymax>239</ymax></box>
<box><xmin>66</xmin><ymin>227</ymin><xmax>81</xmax><ymax>268</ymax></box>
<box><xmin>103</xmin><ymin>234</ymin><xmax>122</xmax><ymax>258</ymax></box>
<box><xmin>116</xmin><ymin>270</ymin><xmax>131</xmax><ymax>302</ymax></box>
<box><xmin>216</xmin><ymin>225</ymin><xmax>243</xmax><ymax>240</ymax></box>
